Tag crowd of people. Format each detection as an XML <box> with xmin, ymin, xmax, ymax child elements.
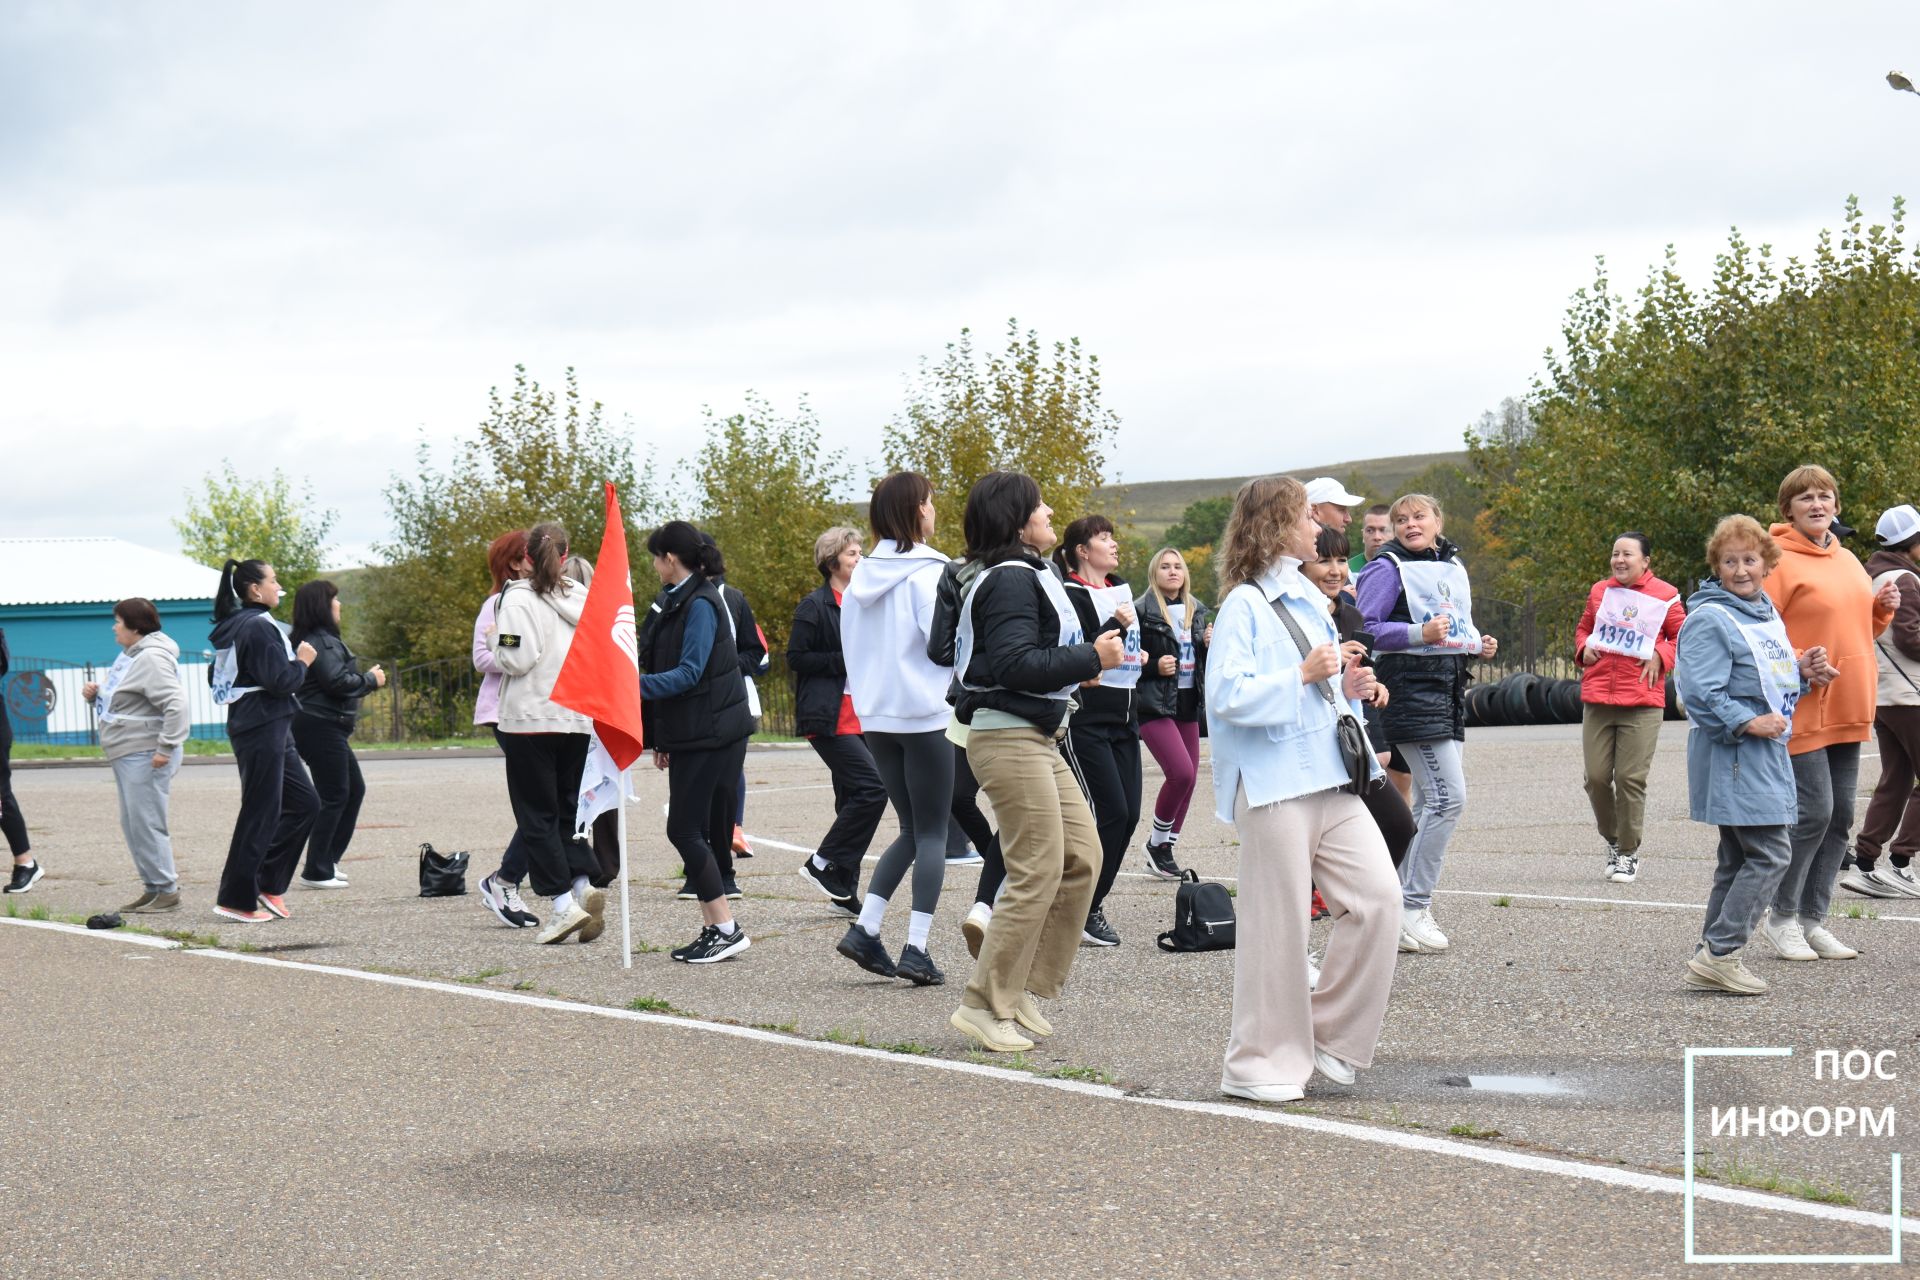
<box><xmin>6</xmin><ymin>462</ymin><xmax>1918</xmax><ymax>1101</ymax></box>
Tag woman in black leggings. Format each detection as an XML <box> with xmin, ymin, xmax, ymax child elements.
<box><xmin>0</xmin><ymin>627</ymin><xmax>36</xmax><ymax>894</ymax></box>
<box><xmin>1054</xmin><ymin>515</ymin><xmax>1144</xmax><ymax>948</ymax></box>
<box><xmin>640</xmin><ymin>521</ymin><xmax>756</xmax><ymax>964</ymax></box>
<box><xmin>835</xmin><ymin>471</ymin><xmax>956</xmax><ymax>985</ymax></box>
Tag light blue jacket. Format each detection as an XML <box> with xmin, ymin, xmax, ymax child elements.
<box><xmin>1206</xmin><ymin>561</ymin><xmax>1381</xmax><ymax>823</ymax></box>
<box><xmin>1676</xmin><ymin>581</ymin><xmax>1806</xmax><ymax>827</ymax></box>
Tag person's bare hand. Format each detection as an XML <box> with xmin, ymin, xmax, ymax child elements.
<box><xmin>1203</xmin><ymin>624</ymin><xmax>1213</xmax><ymax>646</ymax></box>
<box><xmin>1342</xmin><ymin>661</ymin><xmax>1377</xmax><ymax>702</ymax></box>
<box><xmin>81</xmin><ymin>681</ymin><xmax>99</xmax><ymax>701</ymax></box>
<box><xmin>1113</xmin><ymin>601</ymin><xmax>1136</xmax><ymax>628</ymax></box>
<box><xmin>1368</xmin><ymin>683</ymin><xmax>1390</xmax><ymax>708</ymax></box>
<box><xmin>653</xmin><ymin>751</ymin><xmax>670</xmax><ymax>770</ymax></box>
<box><xmin>1339</xmin><ymin>640</ymin><xmax>1368</xmax><ymax>666</ymax></box>
<box><xmin>1744</xmin><ymin>712</ymin><xmax>1789</xmax><ymax>739</ymax></box>
<box><xmin>150</xmin><ymin>751</ymin><xmax>170</xmax><ymax>770</ymax></box>
<box><xmin>1094</xmin><ymin>631</ymin><xmax>1125</xmax><ymax>670</ymax></box>
<box><xmin>1299</xmin><ymin>643</ymin><xmax>1340</xmax><ymax>685</ymax></box>
<box><xmin>1420</xmin><ymin>618</ymin><xmax>1450</xmax><ymax>645</ymax></box>
<box><xmin>1640</xmin><ymin>654</ymin><xmax>1663</xmax><ymax>687</ymax></box>
<box><xmin>369</xmin><ymin>664</ymin><xmax>387</xmax><ymax>688</ymax></box>
<box><xmin>1876</xmin><ymin>578</ymin><xmax>1903</xmax><ymax>611</ymax></box>
<box><xmin>1157</xmin><ymin>654</ymin><xmax>1177</xmax><ymax>676</ymax></box>
<box><xmin>296</xmin><ymin>641</ymin><xmax>318</xmax><ymax>666</ymax></box>
<box><xmin>1480</xmin><ymin>635</ymin><xmax>1500</xmax><ymax>660</ymax></box>
<box><xmin>1576</xmin><ymin>646</ymin><xmax>1599</xmax><ymax>668</ymax></box>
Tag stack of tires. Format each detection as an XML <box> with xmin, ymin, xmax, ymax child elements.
<box><xmin>1464</xmin><ymin>673</ymin><xmax>1685</xmax><ymax>727</ymax></box>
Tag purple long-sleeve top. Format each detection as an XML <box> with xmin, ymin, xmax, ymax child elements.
<box><xmin>1354</xmin><ymin>557</ymin><xmax>1418</xmax><ymax>652</ymax></box>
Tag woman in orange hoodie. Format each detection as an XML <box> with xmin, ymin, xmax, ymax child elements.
<box><xmin>1760</xmin><ymin>466</ymin><xmax>1901</xmax><ymax>962</ymax></box>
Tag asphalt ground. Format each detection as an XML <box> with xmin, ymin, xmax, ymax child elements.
<box><xmin>7</xmin><ymin>722</ymin><xmax>1919</xmax><ymax>1274</ymax></box>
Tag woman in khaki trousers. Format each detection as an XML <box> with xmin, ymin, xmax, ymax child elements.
<box><xmin>946</xmin><ymin>471</ymin><xmax>1124</xmax><ymax>1053</ymax></box>
<box><xmin>1207</xmin><ymin>476</ymin><xmax>1403</xmax><ymax>1102</ymax></box>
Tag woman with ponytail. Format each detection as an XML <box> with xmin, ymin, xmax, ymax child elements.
<box><xmin>209</xmin><ymin>559</ymin><xmax>320</xmax><ymax>923</ymax></box>
<box><xmin>490</xmin><ymin>522</ymin><xmax>605</xmax><ymax>945</ymax></box>
<box><xmin>640</xmin><ymin>521</ymin><xmax>756</xmax><ymax>963</ymax></box>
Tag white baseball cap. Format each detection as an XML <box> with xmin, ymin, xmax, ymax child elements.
<box><xmin>1304</xmin><ymin>477</ymin><xmax>1365</xmax><ymax>507</ymax></box>
<box><xmin>1876</xmin><ymin>504</ymin><xmax>1920</xmax><ymax>545</ymax></box>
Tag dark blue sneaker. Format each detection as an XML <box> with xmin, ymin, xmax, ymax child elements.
<box><xmin>836</xmin><ymin>924</ymin><xmax>897</xmax><ymax>977</ymax></box>
<box><xmin>895</xmin><ymin>944</ymin><xmax>944</xmax><ymax>986</ymax></box>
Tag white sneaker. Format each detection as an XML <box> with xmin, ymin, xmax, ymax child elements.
<box><xmin>1872</xmin><ymin>866</ymin><xmax>1920</xmax><ymax>899</ymax></box>
<box><xmin>537</xmin><ymin>900</ymin><xmax>593</xmax><ymax>945</ymax></box>
<box><xmin>962</xmin><ymin>902</ymin><xmax>992</xmax><ymax>960</ymax></box>
<box><xmin>1760</xmin><ymin>913</ymin><xmax>1817</xmax><ymax>961</ymax></box>
<box><xmin>1803</xmin><ymin>923</ymin><xmax>1859</xmax><ymax>959</ymax></box>
<box><xmin>1313</xmin><ymin>1047</ymin><xmax>1356</xmax><ymax>1085</ymax></box>
<box><xmin>1221</xmin><ymin>1080</ymin><xmax>1305</xmax><ymax>1104</ymax></box>
<box><xmin>1398</xmin><ymin>906</ymin><xmax>1450</xmax><ymax>953</ymax></box>
<box><xmin>1839</xmin><ymin>868</ymin><xmax>1899</xmax><ymax>898</ymax></box>
<box><xmin>295</xmin><ymin>874</ymin><xmax>349</xmax><ymax>890</ymax></box>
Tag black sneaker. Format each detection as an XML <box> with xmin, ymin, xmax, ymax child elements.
<box><xmin>4</xmin><ymin>861</ymin><xmax>43</xmax><ymax>894</ymax></box>
<box><xmin>836</xmin><ymin>924</ymin><xmax>898</xmax><ymax>977</ymax></box>
<box><xmin>895</xmin><ymin>944</ymin><xmax>945</xmax><ymax>986</ymax></box>
<box><xmin>671</xmin><ymin>924</ymin><xmax>751</xmax><ymax>964</ymax></box>
<box><xmin>798</xmin><ymin>859</ymin><xmax>855</xmax><ymax>902</ymax></box>
<box><xmin>674</xmin><ymin>880</ymin><xmax>698</xmax><ymax>901</ymax></box>
<box><xmin>722</xmin><ymin>876</ymin><xmax>743</xmax><ymax>900</ymax></box>
<box><xmin>1144</xmin><ymin>842</ymin><xmax>1182</xmax><ymax>880</ymax></box>
<box><xmin>1081</xmin><ymin>906</ymin><xmax>1120</xmax><ymax>947</ymax></box>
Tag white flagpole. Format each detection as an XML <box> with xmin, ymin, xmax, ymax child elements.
<box><xmin>618</xmin><ymin>763</ymin><xmax>632</xmax><ymax>969</ymax></box>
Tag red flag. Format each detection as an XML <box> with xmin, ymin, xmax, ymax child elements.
<box><xmin>551</xmin><ymin>483</ymin><xmax>645</xmax><ymax>768</ymax></box>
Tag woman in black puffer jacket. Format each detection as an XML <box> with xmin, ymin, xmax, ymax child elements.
<box><xmin>289</xmin><ymin>579</ymin><xmax>386</xmax><ymax>890</ymax></box>
<box><xmin>1135</xmin><ymin>547</ymin><xmax>1209</xmax><ymax>882</ymax></box>
<box><xmin>788</xmin><ymin>526</ymin><xmax>886</xmax><ymax>915</ymax></box>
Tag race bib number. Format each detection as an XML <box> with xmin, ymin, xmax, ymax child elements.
<box><xmin>1588</xmin><ymin>586</ymin><xmax>1670</xmax><ymax>660</ymax></box>
<box><xmin>1088</xmin><ymin>583</ymin><xmax>1143</xmax><ymax>689</ymax></box>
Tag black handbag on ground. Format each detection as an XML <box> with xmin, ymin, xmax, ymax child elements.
<box><xmin>1269</xmin><ymin>595</ymin><xmax>1377</xmax><ymax>796</ymax></box>
<box><xmin>418</xmin><ymin>842</ymin><xmax>469</xmax><ymax>897</ymax></box>
<box><xmin>1157</xmin><ymin>870</ymin><xmax>1237</xmax><ymax>952</ymax></box>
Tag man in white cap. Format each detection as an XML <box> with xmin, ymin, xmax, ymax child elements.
<box><xmin>1841</xmin><ymin>503</ymin><xmax>1920</xmax><ymax>899</ymax></box>
<box><xmin>1304</xmin><ymin>477</ymin><xmax>1365</xmax><ymax>532</ymax></box>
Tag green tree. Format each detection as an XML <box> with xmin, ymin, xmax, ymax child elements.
<box><xmin>689</xmin><ymin>393</ymin><xmax>857</xmax><ymax>653</ymax></box>
<box><xmin>174</xmin><ymin>463</ymin><xmax>338</xmax><ymax>611</ymax></box>
<box><xmin>1474</xmin><ymin>195</ymin><xmax>1920</xmax><ymax>641</ymax></box>
<box><xmin>361</xmin><ymin>366</ymin><xmax>657</xmax><ymax>665</ymax></box>
<box><xmin>883</xmin><ymin>319</ymin><xmax>1121</xmax><ymax>527</ymax></box>
<box><xmin>1164</xmin><ymin>496</ymin><xmax>1233</xmax><ymax>550</ymax></box>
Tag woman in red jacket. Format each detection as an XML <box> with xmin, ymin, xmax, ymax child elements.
<box><xmin>1574</xmin><ymin>532</ymin><xmax>1682</xmax><ymax>884</ymax></box>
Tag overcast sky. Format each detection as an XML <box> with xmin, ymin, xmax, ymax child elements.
<box><xmin>4</xmin><ymin>1</ymin><xmax>1913</xmax><ymax>566</ymax></box>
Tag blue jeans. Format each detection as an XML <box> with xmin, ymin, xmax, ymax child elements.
<box><xmin>1396</xmin><ymin>738</ymin><xmax>1466</xmax><ymax>910</ymax></box>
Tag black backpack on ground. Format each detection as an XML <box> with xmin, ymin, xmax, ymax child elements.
<box><xmin>1157</xmin><ymin>870</ymin><xmax>1237</xmax><ymax>952</ymax></box>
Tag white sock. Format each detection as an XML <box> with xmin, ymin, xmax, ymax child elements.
<box><xmin>552</xmin><ymin>891</ymin><xmax>575</xmax><ymax>915</ymax></box>
<box><xmin>907</xmin><ymin>910</ymin><xmax>933</xmax><ymax>950</ymax></box>
<box><xmin>715</xmin><ymin>919</ymin><xmax>738</xmax><ymax>936</ymax></box>
<box><xmin>572</xmin><ymin>875</ymin><xmax>592</xmax><ymax>898</ymax></box>
<box><xmin>1151</xmin><ymin>817</ymin><xmax>1174</xmax><ymax>844</ymax></box>
<box><xmin>811</xmin><ymin>854</ymin><xmax>830</xmax><ymax>871</ymax></box>
<box><xmin>856</xmin><ymin>893</ymin><xmax>888</xmax><ymax>936</ymax></box>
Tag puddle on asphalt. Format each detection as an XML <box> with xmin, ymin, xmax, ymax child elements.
<box><xmin>1441</xmin><ymin>1073</ymin><xmax>1577</xmax><ymax>1096</ymax></box>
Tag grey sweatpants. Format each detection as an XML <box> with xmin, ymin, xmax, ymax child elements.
<box><xmin>1396</xmin><ymin>738</ymin><xmax>1466</xmax><ymax>910</ymax></box>
<box><xmin>1702</xmin><ymin>825</ymin><xmax>1792</xmax><ymax>956</ymax></box>
<box><xmin>1773</xmin><ymin>742</ymin><xmax>1861</xmax><ymax>927</ymax></box>
<box><xmin>113</xmin><ymin>748</ymin><xmax>182</xmax><ymax>892</ymax></box>
<box><xmin>865</xmin><ymin>730</ymin><xmax>955</xmax><ymax>914</ymax></box>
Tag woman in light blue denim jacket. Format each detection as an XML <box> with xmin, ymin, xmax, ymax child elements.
<box><xmin>1676</xmin><ymin>515</ymin><xmax>1820</xmax><ymax>996</ymax></box>
<box><xmin>1206</xmin><ymin>476</ymin><xmax>1401</xmax><ymax>1103</ymax></box>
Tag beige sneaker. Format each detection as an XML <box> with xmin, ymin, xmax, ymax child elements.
<box><xmin>1803</xmin><ymin>924</ymin><xmax>1858</xmax><ymax>959</ymax></box>
<box><xmin>1013</xmin><ymin>992</ymin><xmax>1053</xmax><ymax>1038</ymax></box>
<box><xmin>118</xmin><ymin>890</ymin><xmax>158</xmax><ymax>913</ymax></box>
<box><xmin>537</xmin><ymin>900</ymin><xmax>593</xmax><ymax>945</ymax></box>
<box><xmin>950</xmin><ymin>1004</ymin><xmax>1033</xmax><ymax>1053</ymax></box>
<box><xmin>962</xmin><ymin>903</ymin><xmax>991</xmax><ymax>960</ymax></box>
<box><xmin>1760</xmin><ymin>913</ymin><xmax>1817</xmax><ymax>961</ymax></box>
<box><xmin>127</xmin><ymin>890</ymin><xmax>181</xmax><ymax>914</ymax></box>
<box><xmin>1685</xmin><ymin>946</ymin><xmax>1769</xmax><ymax>994</ymax></box>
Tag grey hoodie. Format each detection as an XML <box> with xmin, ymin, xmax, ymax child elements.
<box><xmin>491</xmin><ymin>577</ymin><xmax>592</xmax><ymax>734</ymax></box>
<box><xmin>91</xmin><ymin>632</ymin><xmax>190</xmax><ymax>760</ymax></box>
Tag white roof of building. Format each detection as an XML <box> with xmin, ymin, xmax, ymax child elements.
<box><xmin>0</xmin><ymin>538</ymin><xmax>222</xmax><ymax>607</ymax></box>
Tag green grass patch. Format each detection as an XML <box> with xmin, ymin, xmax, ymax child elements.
<box><xmin>455</xmin><ymin>967</ymin><xmax>508</xmax><ymax>985</ymax></box>
<box><xmin>753</xmin><ymin>1018</ymin><xmax>800</xmax><ymax>1033</ymax></box>
<box><xmin>25</xmin><ymin>902</ymin><xmax>51</xmax><ymax>921</ymax></box>
<box><xmin>1046</xmin><ymin>1064</ymin><xmax>1116</xmax><ymax>1085</ymax></box>
<box><xmin>1839</xmin><ymin>903</ymin><xmax>1878</xmax><ymax>920</ymax></box>
<box><xmin>879</xmin><ymin>1040</ymin><xmax>936</xmax><ymax>1056</ymax></box>
<box><xmin>1491</xmin><ymin>895</ymin><xmax>1512</xmax><ymax>908</ymax></box>
<box><xmin>1447</xmin><ymin>1122</ymin><xmax>1502</xmax><ymax>1139</ymax></box>
<box><xmin>750</xmin><ymin>731</ymin><xmax>802</xmax><ymax>744</ymax></box>
<box><xmin>513</xmin><ymin>980</ymin><xmax>535</xmax><ymax>991</ymax></box>
<box><xmin>1693</xmin><ymin>1156</ymin><xmax>1855</xmax><ymax>1206</ymax></box>
<box><xmin>627</xmin><ymin>996</ymin><xmax>675</xmax><ymax>1013</ymax></box>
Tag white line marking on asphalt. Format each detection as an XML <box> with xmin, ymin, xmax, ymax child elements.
<box><xmin>4</xmin><ymin>917</ymin><xmax>181</xmax><ymax>948</ymax></box>
<box><xmin>745</xmin><ymin>783</ymin><xmax>839</xmax><ymax>796</ymax></box>
<box><xmin>8</xmin><ymin>914</ymin><xmax>1913</xmax><ymax>1236</ymax></box>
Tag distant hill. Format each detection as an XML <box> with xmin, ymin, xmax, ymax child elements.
<box><xmin>1096</xmin><ymin>450</ymin><xmax>1470</xmax><ymax>539</ymax></box>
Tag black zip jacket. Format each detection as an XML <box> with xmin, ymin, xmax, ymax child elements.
<box><xmin>787</xmin><ymin>583</ymin><xmax>848</xmax><ymax>737</ymax></box>
<box><xmin>293</xmin><ymin>630</ymin><xmax>380</xmax><ymax>727</ymax></box>
<box><xmin>1369</xmin><ymin>536</ymin><xmax>1471</xmax><ymax>744</ymax></box>
<box><xmin>208</xmin><ymin>605</ymin><xmax>307</xmax><ymax>736</ymax></box>
<box><xmin>640</xmin><ymin>575</ymin><xmax>754</xmax><ymax>753</ymax></box>
<box><xmin>1061</xmin><ymin>573</ymin><xmax>1135</xmax><ymax>726</ymax></box>
<box><xmin>1135</xmin><ymin>591</ymin><xmax>1210</xmax><ymax>722</ymax></box>
<box><xmin>955</xmin><ymin>554</ymin><xmax>1103</xmax><ymax>735</ymax></box>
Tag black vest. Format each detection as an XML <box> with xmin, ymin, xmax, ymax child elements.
<box><xmin>641</xmin><ymin>575</ymin><xmax>754</xmax><ymax>752</ymax></box>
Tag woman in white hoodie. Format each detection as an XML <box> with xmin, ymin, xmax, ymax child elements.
<box><xmin>490</xmin><ymin>521</ymin><xmax>605</xmax><ymax>946</ymax></box>
<box><xmin>836</xmin><ymin>471</ymin><xmax>956</xmax><ymax>985</ymax></box>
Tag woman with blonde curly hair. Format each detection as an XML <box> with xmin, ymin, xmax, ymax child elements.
<box><xmin>1208</xmin><ymin>476</ymin><xmax>1401</xmax><ymax>1101</ymax></box>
